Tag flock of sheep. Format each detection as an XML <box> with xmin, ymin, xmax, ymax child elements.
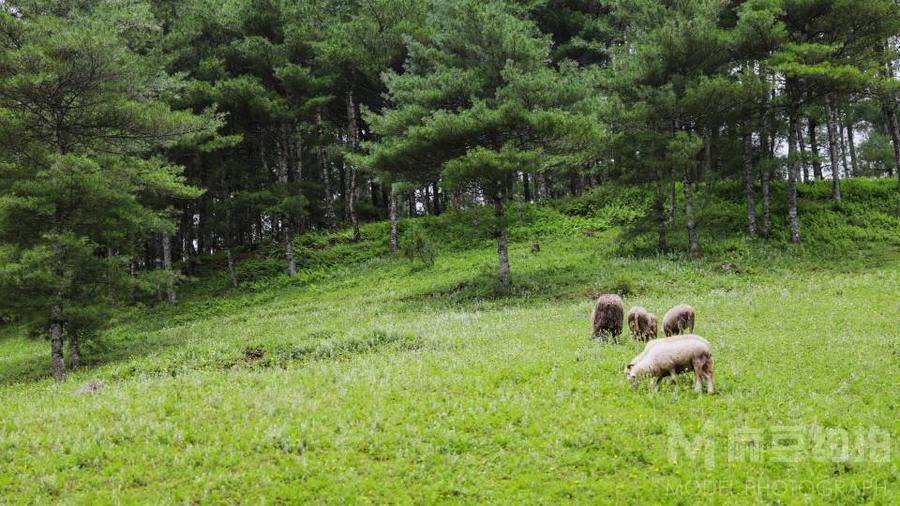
<box><xmin>590</xmin><ymin>294</ymin><xmax>714</xmax><ymax>394</ymax></box>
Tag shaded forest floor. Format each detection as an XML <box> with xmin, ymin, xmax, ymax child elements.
<box><xmin>1</xmin><ymin>179</ymin><xmax>898</xmax><ymax>502</ymax></box>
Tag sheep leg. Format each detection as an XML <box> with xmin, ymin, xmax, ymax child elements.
<box><xmin>653</xmin><ymin>376</ymin><xmax>662</xmax><ymax>391</ymax></box>
<box><xmin>668</xmin><ymin>370</ymin><xmax>678</xmax><ymax>385</ymax></box>
<box><xmin>705</xmin><ymin>359</ymin><xmax>715</xmax><ymax>394</ymax></box>
<box><xmin>692</xmin><ymin>360</ymin><xmax>703</xmax><ymax>392</ymax></box>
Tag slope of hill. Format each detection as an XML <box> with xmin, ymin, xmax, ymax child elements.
<box><xmin>0</xmin><ymin>179</ymin><xmax>898</xmax><ymax>502</ymax></box>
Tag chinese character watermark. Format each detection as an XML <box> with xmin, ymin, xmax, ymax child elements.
<box><xmin>667</xmin><ymin>423</ymin><xmax>891</xmax><ymax>468</ymax></box>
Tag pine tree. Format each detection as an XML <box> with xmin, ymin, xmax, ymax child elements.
<box><xmin>0</xmin><ymin>5</ymin><xmax>215</xmax><ymax>380</ymax></box>
<box><xmin>363</xmin><ymin>0</ymin><xmax>601</xmax><ymax>287</ymax></box>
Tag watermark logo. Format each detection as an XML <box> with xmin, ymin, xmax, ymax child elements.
<box><xmin>666</xmin><ymin>478</ymin><xmax>889</xmax><ymax>499</ymax></box>
<box><xmin>668</xmin><ymin>421</ymin><xmax>717</xmax><ymax>469</ymax></box>
<box><xmin>668</xmin><ymin>423</ymin><xmax>891</xmax><ymax>468</ymax></box>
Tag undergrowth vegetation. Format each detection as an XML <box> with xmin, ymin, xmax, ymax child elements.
<box><xmin>0</xmin><ymin>180</ymin><xmax>897</xmax><ymax>502</ymax></box>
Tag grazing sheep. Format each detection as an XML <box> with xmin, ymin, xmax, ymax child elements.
<box><xmin>663</xmin><ymin>304</ymin><xmax>695</xmax><ymax>337</ymax></box>
<box><xmin>627</xmin><ymin>306</ymin><xmax>658</xmax><ymax>341</ymax></box>
<box><xmin>591</xmin><ymin>294</ymin><xmax>624</xmax><ymax>342</ymax></box>
<box><xmin>624</xmin><ymin>334</ymin><xmax>714</xmax><ymax>393</ymax></box>
<box><xmin>75</xmin><ymin>380</ymin><xmax>104</xmax><ymax>395</ymax></box>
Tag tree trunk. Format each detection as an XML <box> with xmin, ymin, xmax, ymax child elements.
<box><xmin>49</xmin><ymin>234</ymin><xmax>67</xmax><ymax>381</ymax></box>
<box><xmin>758</xmin><ymin>130</ymin><xmax>772</xmax><ymax>237</ymax></box>
<box><xmin>180</xmin><ymin>203</ymin><xmax>193</xmax><ymax>264</ymax></box>
<box><xmin>223</xmin><ymin>197</ymin><xmax>239</xmax><ymax>288</ymax></box>
<box><xmin>322</xmin><ymin>157</ymin><xmax>336</xmax><ymax>228</ymax></box>
<box><xmin>225</xmin><ymin>248</ymin><xmax>238</xmax><ymax>288</ymax></box>
<box><xmin>318</xmin><ymin>112</ymin><xmax>337</xmax><ymax>229</ymax></box>
<box><xmin>161</xmin><ymin>233</ymin><xmax>176</xmax><ymax>303</ymax></box>
<box><xmin>381</xmin><ymin>186</ymin><xmax>390</xmax><ymax>216</ymax></box>
<box><xmin>432</xmin><ymin>183</ymin><xmax>442</xmax><ymax>215</ymax></box>
<box><xmin>683</xmin><ymin>173</ymin><xmax>700</xmax><ymax>258</ymax></box>
<box><xmin>50</xmin><ymin>303</ymin><xmax>66</xmax><ymax>381</ymax></box>
<box><xmin>568</xmin><ymin>171</ymin><xmax>579</xmax><ymax>196</ymax></box>
<box><xmin>339</xmin><ymin>156</ymin><xmax>349</xmax><ymax>221</ymax></box>
<box><xmin>742</xmin><ymin>131</ymin><xmax>757</xmax><ymax>236</ymax></box>
<box><xmin>702</xmin><ymin>132</ymin><xmax>712</xmax><ymax>191</ymax></box>
<box><xmin>370</xmin><ymin>180</ymin><xmax>380</xmax><ymax>210</ymax></box>
<box><xmin>522</xmin><ymin>172</ymin><xmax>531</xmax><ymax>202</ymax></box>
<box><xmin>760</xmin><ymin>162</ymin><xmax>771</xmax><ymax>238</ymax></box>
<box><xmin>346</xmin><ymin>91</ymin><xmax>361</xmax><ymax>241</ymax></box>
<box><xmin>172</xmin><ymin>217</ymin><xmax>183</xmax><ymax>266</ymax></box>
<box><xmin>422</xmin><ymin>186</ymin><xmax>431</xmax><ymax>215</ymax></box>
<box><xmin>542</xmin><ymin>174</ymin><xmax>552</xmax><ymax>199</ymax></box>
<box><xmin>293</xmin><ymin>130</ymin><xmax>303</xmax><ymax>182</ymax></box>
<box><xmin>883</xmin><ymin>101</ymin><xmax>900</xmax><ymax>180</ymax></box>
<box><xmin>196</xmin><ymin>198</ymin><xmax>208</xmax><ymax>254</ymax></box>
<box><xmin>787</xmin><ymin>107</ymin><xmax>801</xmax><ymax>243</ymax></box>
<box><xmin>668</xmin><ymin>175</ymin><xmax>677</xmax><ymax>223</ymax></box>
<box><xmin>654</xmin><ymin>170</ymin><xmax>668</xmax><ymax>250</ymax></box>
<box><xmin>493</xmin><ymin>188</ymin><xmax>510</xmax><ymax>288</ymax></box>
<box><xmin>807</xmin><ymin>117</ymin><xmax>823</xmax><ymax>180</ymax></box>
<box><xmin>759</xmin><ymin>80</ymin><xmax>773</xmax><ymax>238</ymax></box>
<box><xmin>408</xmin><ymin>190</ymin><xmax>416</xmax><ymax>217</ymax></box>
<box><xmin>796</xmin><ymin>117</ymin><xmax>809</xmax><ymax>182</ymax></box>
<box><xmin>838</xmin><ymin>113</ymin><xmax>850</xmax><ymax>178</ymax></box>
<box><xmin>389</xmin><ymin>185</ymin><xmax>399</xmax><ymax>253</ymax></box>
<box><xmin>710</xmin><ymin>125</ymin><xmax>720</xmax><ymax>176</ymax></box>
<box><xmin>283</xmin><ymin>224</ymin><xmax>297</xmax><ymax>276</ymax></box>
<box><xmin>68</xmin><ymin>328</ymin><xmax>80</xmax><ymax>370</ymax></box>
<box><xmin>825</xmin><ymin>98</ymin><xmax>842</xmax><ymax>202</ymax></box>
<box><xmin>277</xmin><ymin>128</ymin><xmax>297</xmax><ymax>276</ymax></box>
<box><xmin>846</xmin><ymin>121</ymin><xmax>859</xmax><ymax>176</ymax></box>
<box><xmin>348</xmin><ymin>166</ymin><xmax>360</xmax><ymax>241</ymax></box>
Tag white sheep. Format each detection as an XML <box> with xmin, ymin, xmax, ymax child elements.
<box><xmin>624</xmin><ymin>334</ymin><xmax>714</xmax><ymax>393</ymax></box>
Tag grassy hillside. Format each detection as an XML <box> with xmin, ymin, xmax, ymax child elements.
<box><xmin>1</xmin><ymin>179</ymin><xmax>898</xmax><ymax>503</ymax></box>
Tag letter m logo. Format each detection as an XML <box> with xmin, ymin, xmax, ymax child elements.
<box><xmin>668</xmin><ymin>422</ymin><xmax>716</xmax><ymax>470</ymax></box>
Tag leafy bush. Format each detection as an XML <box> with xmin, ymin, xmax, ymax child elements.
<box><xmin>236</xmin><ymin>256</ymin><xmax>286</xmax><ymax>282</ymax></box>
<box><xmin>608</xmin><ymin>273</ymin><xmax>637</xmax><ymax>296</ymax></box>
<box><xmin>556</xmin><ymin>183</ymin><xmax>653</xmax><ymax>223</ymax></box>
<box><xmin>400</xmin><ymin>225</ymin><xmax>436</xmax><ymax>268</ymax></box>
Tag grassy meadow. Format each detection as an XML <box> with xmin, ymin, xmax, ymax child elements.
<box><xmin>0</xmin><ymin>179</ymin><xmax>898</xmax><ymax>503</ymax></box>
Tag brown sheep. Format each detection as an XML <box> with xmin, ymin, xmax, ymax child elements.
<box><xmin>627</xmin><ymin>306</ymin><xmax>658</xmax><ymax>341</ymax></box>
<box><xmin>624</xmin><ymin>334</ymin><xmax>714</xmax><ymax>393</ymax></box>
<box><xmin>663</xmin><ymin>304</ymin><xmax>695</xmax><ymax>337</ymax></box>
<box><xmin>591</xmin><ymin>294</ymin><xmax>624</xmax><ymax>342</ymax></box>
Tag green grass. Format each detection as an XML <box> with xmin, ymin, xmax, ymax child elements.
<box><xmin>1</xmin><ymin>179</ymin><xmax>898</xmax><ymax>503</ymax></box>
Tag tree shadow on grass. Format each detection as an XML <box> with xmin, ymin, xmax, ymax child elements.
<box><xmin>0</xmin><ymin>328</ymin><xmax>193</xmax><ymax>387</ymax></box>
<box><xmin>0</xmin><ymin>282</ymin><xmax>306</xmax><ymax>386</ymax></box>
<box><xmin>395</xmin><ymin>262</ymin><xmax>640</xmax><ymax>313</ymax></box>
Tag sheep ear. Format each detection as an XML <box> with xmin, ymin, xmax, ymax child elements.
<box><xmin>626</xmin><ymin>363</ymin><xmax>634</xmax><ymax>370</ymax></box>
